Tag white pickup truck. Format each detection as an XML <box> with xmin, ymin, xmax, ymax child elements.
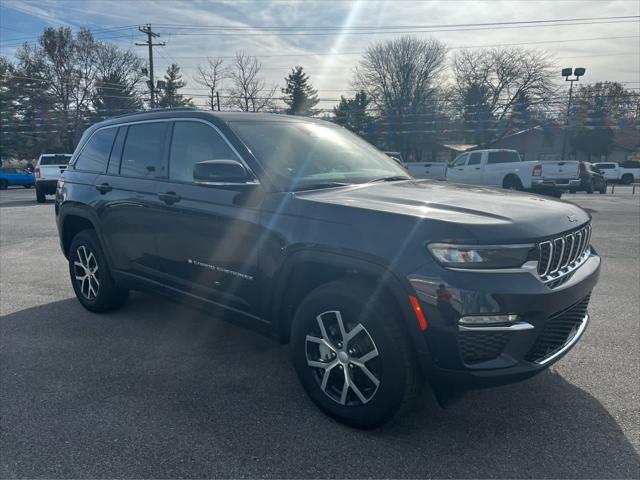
<box><xmin>35</xmin><ymin>153</ymin><xmax>72</xmax><ymax>203</ymax></box>
<box><xmin>592</xmin><ymin>162</ymin><xmax>640</xmax><ymax>184</ymax></box>
<box><xmin>446</xmin><ymin>149</ymin><xmax>582</xmax><ymax>195</ymax></box>
<box><xmin>383</xmin><ymin>152</ymin><xmax>448</xmax><ymax>181</ymax></box>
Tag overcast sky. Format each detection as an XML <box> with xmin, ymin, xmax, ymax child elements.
<box><xmin>1</xmin><ymin>0</ymin><xmax>638</xmax><ymax>109</ymax></box>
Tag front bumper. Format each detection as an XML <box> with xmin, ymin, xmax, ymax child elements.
<box><xmin>407</xmin><ymin>252</ymin><xmax>600</xmax><ymax>389</ymax></box>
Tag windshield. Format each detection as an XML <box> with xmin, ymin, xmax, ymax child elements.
<box><xmin>40</xmin><ymin>155</ymin><xmax>72</xmax><ymax>165</ymax></box>
<box><xmin>229</xmin><ymin>121</ymin><xmax>410</xmax><ymax>190</ymax></box>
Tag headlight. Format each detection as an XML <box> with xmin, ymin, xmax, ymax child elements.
<box><xmin>427</xmin><ymin>243</ymin><xmax>534</xmax><ymax>269</ymax></box>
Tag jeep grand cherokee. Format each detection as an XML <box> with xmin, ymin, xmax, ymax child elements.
<box><xmin>55</xmin><ymin>110</ymin><xmax>600</xmax><ymax>428</ymax></box>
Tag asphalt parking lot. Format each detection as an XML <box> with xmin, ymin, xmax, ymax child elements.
<box><xmin>1</xmin><ymin>186</ymin><xmax>639</xmax><ymax>478</ymax></box>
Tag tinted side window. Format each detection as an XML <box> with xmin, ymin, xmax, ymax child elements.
<box><xmin>40</xmin><ymin>155</ymin><xmax>72</xmax><ymax>165</ymax></box>
<box><xmin>467</xmin><ymin>152</ymin><xmax>482</xmax><ymax>165</ymax></box>
<box><xmin>488</xmin><ymin>151</ymin><xmax>520</xmax><ymax>164</ymax></box>
<box><xmin>107</xmin><ymin>127</ymin><xmax>126</xmax><ymax>175</ymax></box>
<box><xmin>169</xmin><ymin>121</ymin><xmax>238</xmax><ymax>183</ymax></box>
<box><xmin>121</xmin><ymin>122</ymin><xmax>168</xmax><ymax>178</ymax></box>
<box><xmin>75</xmin><ymin>128</ymin><xmax>116</xmax><ymax>173</ymax></box>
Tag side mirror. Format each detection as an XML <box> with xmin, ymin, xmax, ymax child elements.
<box><xmin>193</xmin><ymin>159</ymin><xmax>249</xmax><ymax>184</ymax></box>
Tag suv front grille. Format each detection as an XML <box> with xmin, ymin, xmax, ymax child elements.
<box><xmin>525</xmin><ymin>294</ymin><xmax>590</xmax><ymax>364</ymax></box>
<box><xmin>537</xmin><ymin>224</ymin><xmax>591</xmax><ymax>285</ymax></box>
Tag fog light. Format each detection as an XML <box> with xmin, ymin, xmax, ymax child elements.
<box><xmin>459</xmin><ymin>314</ymin><xmax>519</xmax><ymax>325</ymax></box>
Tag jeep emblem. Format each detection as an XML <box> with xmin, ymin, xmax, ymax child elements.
<box><xmin>567</xmin><ymin>215</ymin><xmax>578</xmax><ymax>223</ymax></box>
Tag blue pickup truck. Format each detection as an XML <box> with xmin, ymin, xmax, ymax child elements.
<box><xmin>0</xmin><ymin>167</ymin><xmax>35</xmax><ymax>189</ymax></box>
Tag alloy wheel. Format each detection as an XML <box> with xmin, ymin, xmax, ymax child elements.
<box><xmin>74</xmin><ymin>245</ymin><xmax>100</xmax><ymax>300</ymax></box>
<box><xmin>305</xmin><ymin>310</ymin><xmax>381</xmax><ymax>406</ymax></box>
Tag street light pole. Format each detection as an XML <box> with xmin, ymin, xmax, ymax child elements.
<box><xmin>561</xmin><ymin>67</ymin><xmax>586</xmax><ymax>160</ymax></box>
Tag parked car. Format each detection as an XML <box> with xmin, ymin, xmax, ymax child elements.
<box><xmin>569</xmin><ymin>162</ymin><xmax>607</xmax><ymax>194</ymax></box>
<box><xmin>0</xmin><ymin>167</ymin><xmax>35</xmax><ymax>189</ymax></box>
<box><xmin>56</xmin><ymin>111</ymin><xmax>600</xmax><ymax>428</ymax></box>
<box><xmin>35</xmin><ymin>153</ymin><xmax>72</xmax><ymax>203</ymax></box>
<box><xmin>592</xmin><ymin>162</ymin><xmax>640</xmax><ymax>184</ymax></box>
<box><xmin>446</xmin><ymin>149</ymin><xmax>582</xmax><ymax>196</ymax></box>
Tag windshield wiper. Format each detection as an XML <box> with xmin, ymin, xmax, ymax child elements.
<box><xmin>292</xmin><ymin>182</ymin><xmax>351</xmax><ymax>192</ymax></box>
<box><xmin>367</xmin><ymin>175</ymin><xmax>412</xmax><ymax>183</ymax></box>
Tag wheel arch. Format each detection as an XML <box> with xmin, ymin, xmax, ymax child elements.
<box><xmin>59</xmin><ymin>206</ymin><xmax>109</xmax><ymax>264</ymax></box>
<box><xmin>502</xmin><ymin>173</ymin><xmax>523</xmax><ymax>189</ymax></box>
<box><xmin>270</xmin><ymin>249</ymin><xmax>426</xmax><ymax>353</ymax></box>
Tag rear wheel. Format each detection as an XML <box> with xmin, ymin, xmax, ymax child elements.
<box><xmin>0</xmin><ymin>180</ymin><xmax>8</xmax><ymax>190</ymax></box>
<box><xmin>36</xmin><ymin>186</ymin><xmax>46</xmax><ymax>203</ymax></box>
<box><xmin>621</xmin><ymin>173</ymin><xmax>634</xmax><ymax>184</ymax></box>
<box><xmin>599</xmin><ymin>184</ymin><xmax>607</xmax><ymax>194</ymax></box>
<box><xmin>68</xmin><ymin>230</ymin><xmax>129</xmax><ymax>313</ymax></box>
<box><xmin>503</xmin><ymin>176</ymin><xmax>523</xmax><ymax>191</ymax></box>
<box><xmin>290</xmin><ymin>279</ymin><xmax>421</xmax><ymax>429</ymax></box>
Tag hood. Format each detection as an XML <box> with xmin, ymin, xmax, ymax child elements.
<box><xmin>293</xmin><ymin>180</ymin><xmax>590</xmax><ymax>240</ymax></box>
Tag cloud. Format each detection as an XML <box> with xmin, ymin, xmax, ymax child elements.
<box><xmin>1</xmin><ymin>0</ymin><xmax>638</xmax><ymax>109</ymax></box>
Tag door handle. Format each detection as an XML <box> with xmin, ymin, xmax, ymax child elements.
<box><xmin>475</xmin><ymin>167</ymin><xmax>481</xmax><ymax>170</ymax></box>
<box><xmin>95</xmin><ymin>183</ymin><xmax>112</xmax><ymax>193</ymax></box>
<box><xmin>157</xmin><ymin>191</ymin><xmax>181</xmax><ymax>204</ymax></box>
<box><xmin>457</xmin><ymin>168</ymin><xmax>463</xmax><ymax>171</ymax></box>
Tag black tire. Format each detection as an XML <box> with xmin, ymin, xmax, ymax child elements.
<box><xmin>621</xmin><ymin>174</ymin><xmax>634</xmax><ymax>184</ymax></box>
<box><xmin>599</xmin><ymin>184</ymin><xmax>607</xmax><ymax>194</ymax></box>
<box><xmin>0</xmin><ymin>180</ymin><xmax>8</xmax><ymax>190</ymax></box>
<box><xmin>23</xmin><ymin>185</ymin><xmax>32</xmax><ymax>189</ymax></box>
<box><xmin>503</xmin><ymin>175</ymin><xmax>523</xmax><ymax>191</ymax></box>
<box><xmin>36</xmin><ymin>186</ymin><xmax>46</xmax><ymax>203</ymax></box>
<box><xmin>568</xmin><ymin>189</ymin><xmax>576</xmax><ymax>194</ymax></box>
<box><xmin>68</xmin><ymin>230</ymin><xmax>129</xmax><ymax>313</ymax></box>
<box><xmin>290</xmin><ymin>278</ymin><xmax>421</xmax><ymax>429</ymax></box>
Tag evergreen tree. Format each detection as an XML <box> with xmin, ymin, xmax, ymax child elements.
<box><xmin>333</xmin><ymin>90</ymin><xmax>371</xmax><ymax>134</ymax></box>
<box><xmin>157</xmin><ymin>64</ymin><xmax>192</xmax><ymax>108</ymax></box>
<box><xmin>282</xmin><ymin>66</ymin><xmax>319</xmax><ymax>116</ymax></box>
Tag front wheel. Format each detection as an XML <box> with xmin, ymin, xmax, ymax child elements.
<box><xmin>68</xmin><ymin>230</ymin><xmax>129</xmax><ymax>313</ymax></box>
<box><xmin>0</xmin><ymin>180</ymin><xmax>8</xmax><ymax>190</ymax></box>
<box><xmin>290</xmin><ymin>279</ymin><xmax>421</xmax><ymax>429</ymax></box>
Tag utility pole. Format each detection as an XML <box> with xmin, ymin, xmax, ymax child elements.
<box><xmin>216</xmin><ymin>91</ymin><xmax>221</xmax><ymax>111</ymax></box>
<box><xmin>136</xmin><ymin>24</ymin><xmax>165</xmax><ymax>109</ymax></box>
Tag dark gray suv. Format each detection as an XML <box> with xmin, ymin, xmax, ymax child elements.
<box><xmin>56</xmin><ymin>110</ymin><xmax>600</xmax><ymax>428</ymax></box>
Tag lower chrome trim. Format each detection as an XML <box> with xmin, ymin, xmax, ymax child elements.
<box><xmin>534</xmin><ymin>313</ymin><xmax>589</xmax><ymax>365</ymax></box>
<box><xmin>458</xmin><ymin>321</ymin><xmax>534</xmax><ymax>332</ymax></box>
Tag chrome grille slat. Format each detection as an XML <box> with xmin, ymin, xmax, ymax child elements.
<box><xmin>537</xmin><ymin>223</ymin><xmax>592</xmax><ymax>286</ymax></box>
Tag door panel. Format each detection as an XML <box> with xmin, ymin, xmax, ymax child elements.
<box><xmin>152</xmin><ymin>119</ymin><xmax>266</xmax><ymax>316</ymax></box>
<box><xmin>97</xmin><ymin>122</ymin><xmax>169</xmax><ymax>278</ymax></box>
<box><xmin>153</xmin><ymin>181</ymin><xmax>265</xmax><ymax>313</ymax></box>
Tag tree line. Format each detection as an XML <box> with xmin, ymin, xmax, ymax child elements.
<box><xmin>1</xmin><ymin>27</ymin><xmax>638</xmax><ymax>161</ymax></box>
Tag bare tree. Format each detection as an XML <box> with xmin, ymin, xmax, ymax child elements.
<box><xmin>451</xmin><ymin>48</ymin><xmax>556</xmax><ymax>127</ymax></box>
<box><xmin>355</xmin><ymin>36</ymin><xmax>447</xmax><ymax>116</ymax></box>
<box><xmin>354</xmin><ymin>36</ymin><xmax>447</xmax><ymax>159</ymax></box>
<box><xmin>194</xmin><ymin>57</ymin><xmax>227</xmax><ymax>110</ymax></box>
<box><xmin>227</xmin><ymin>51</ymin><xmax>276</xmax><ymax>112</ymax></box>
